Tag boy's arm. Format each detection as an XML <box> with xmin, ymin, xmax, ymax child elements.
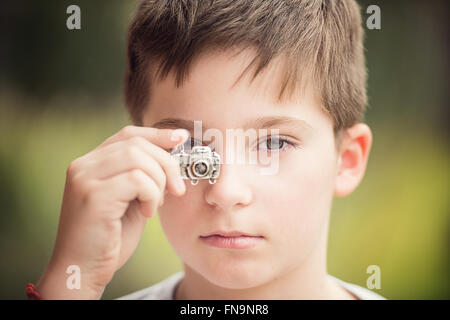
<box><xmin>30</xmin><ymin>126</ymin><xmax>188</xmax><ymax>299</ymax></box>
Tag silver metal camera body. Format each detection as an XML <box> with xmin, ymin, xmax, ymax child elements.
<box><xmin>171</xmin><ymin>144</ymin><xmax>221</xmax><ymax>185</ymax></box>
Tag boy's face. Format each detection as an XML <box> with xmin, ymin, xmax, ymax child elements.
<box><xmin>143</xmin><ymin>49</ymin><xmax>339</xmax><ymax>289</ymax></box>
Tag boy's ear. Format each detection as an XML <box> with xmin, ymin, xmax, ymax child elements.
<box><xmin>334</xmin><ymin>123</ymin><xmax>373</xmax><ymax>197</ymax></box>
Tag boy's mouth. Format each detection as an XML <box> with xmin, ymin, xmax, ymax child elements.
<box><xmin>201</xmin><ymin>230</ymin><xmax>261</xmax><ymax>237</ymax></box>
<box><xmin>199</xmin><ymin>230</ymin><xmax>264</xmax><ymax>249</ymax></box>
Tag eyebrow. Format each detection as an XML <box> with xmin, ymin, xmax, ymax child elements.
<box><xmin>151</xmin><ymin>116</ymin><xmax>312</xmax><ymax>132</ymax></box>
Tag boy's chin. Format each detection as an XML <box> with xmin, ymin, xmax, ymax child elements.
<box><xmin>198</xmin><ymin>261</ymin><xmax>274</xmax><ymax>290</ymax></box>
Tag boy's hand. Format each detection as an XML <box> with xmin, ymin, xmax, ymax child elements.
<box><xmin>36</xmin><ymin>126</ymin><xmax>189</xmax><ymax>299</ymax></box>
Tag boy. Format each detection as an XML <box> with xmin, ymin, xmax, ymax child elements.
<box><xmin>31</xmin><ymin>0</ymin><xmax>385</xmax><ymax>299</ymax></box>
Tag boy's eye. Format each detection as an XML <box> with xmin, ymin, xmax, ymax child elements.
<box><xmin>256</xmin><ymin>135</ymin><xmax>299</xmax><ymax>152</ymax></box>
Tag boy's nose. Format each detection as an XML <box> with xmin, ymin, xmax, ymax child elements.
<box><xmin>204</xmin><ymin>163</ymin><xmax>252</xmax><ymax>212</ymax></box>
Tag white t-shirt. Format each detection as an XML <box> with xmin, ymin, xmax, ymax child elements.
<box><xmin>116</xmin><ymin>271</ymin><xmax>386</xmax><ymax>300</ymax></box>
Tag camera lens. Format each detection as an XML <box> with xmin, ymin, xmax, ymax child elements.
<box><xmin>193</xmin><ymin>160</ymin><xmax>208</xmax><ymax>177</ymax></box>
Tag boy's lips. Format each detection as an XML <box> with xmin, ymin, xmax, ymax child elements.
<box><xmin>199</xmin><ymin>230</ymin><xmax>264</xmax><ymax>249</ymax></box>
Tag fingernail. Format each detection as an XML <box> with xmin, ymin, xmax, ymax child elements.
<box><xmin>170</xmin><ymin>129</ymin><xmax>189</xmax><ymax>142</ymax></box>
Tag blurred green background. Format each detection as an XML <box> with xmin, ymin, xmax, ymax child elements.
<box><xmin>0</xmin><ymin>0</ymin><xmax>448</xmax><ymax>299</ymax></box>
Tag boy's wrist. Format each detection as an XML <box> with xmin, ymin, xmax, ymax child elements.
<box><xmin>35</xmin><ymin>261</ymin><xmax>106</xmax><ymax>300</ymax></box>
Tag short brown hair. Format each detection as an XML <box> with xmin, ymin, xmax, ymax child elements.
<box><xmin>124</xmin><ymin>0</ymin><xmax>367</xmax><ymax>134</ymax></box>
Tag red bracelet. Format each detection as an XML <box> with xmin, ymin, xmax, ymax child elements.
<box><xmin>25</xmin><ymin>283</ymin><xmax>44</xmax><ymax>300</ymax></box>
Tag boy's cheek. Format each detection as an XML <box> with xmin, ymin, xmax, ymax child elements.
<box><xmin>158</xmin><ymin>196</ymin><xmax>200</xmax><ymax>238</ymax></box>
<box><xmin>260</xmin><ymin>161</ymin><xmax>334</xmax><ymax>244</ymax></box>
<box><xmin>265</xmin><ymin>194</ymin><xmax>329</xmax><ymax>264</ymax></box>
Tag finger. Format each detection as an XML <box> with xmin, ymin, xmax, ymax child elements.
<box><xmin>83</xmin><ymin>146</ymin><xmax>167</xmax><ymax>199</ymax></box>
<box><xmin>96</xmin><ymin>169</ymin><xmax>162</xmax><ymax>219</ymax></box>
<box><xmin>91</xmin><ymin>135</ymin><xmax>187</xmax><ymax>196</ymax></box>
